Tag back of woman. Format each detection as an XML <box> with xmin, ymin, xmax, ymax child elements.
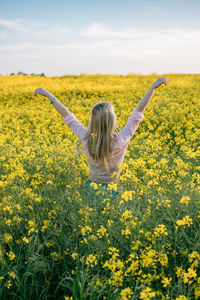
<box><xmin>33</xmin><ymin>77</ymin><xmax>169</xmax><ymax>204</ymax></box>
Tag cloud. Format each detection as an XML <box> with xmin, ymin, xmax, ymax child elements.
<box><xmin>0</xmin><ymin>21</ymin><xmax>200</xmax><ymax>75</ymax></box>
<box><xmin>80</xmin><ymin>22</ymin><xmax>154</xmax><ymax>38</ymax></box>
<box><xmin>0</xmin><ymin>18</ymin><xmax>27</xmax><ymax>31</ymax></box>
<box><xmin>143</xmin><ymin>4</ymin><xmax>158</xmax><ymax>10</ymax></box>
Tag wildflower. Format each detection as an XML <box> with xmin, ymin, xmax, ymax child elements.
<box><xmin>194</xmin><ymin>278</ymin><xmax>200</xmax><ymax>299</ymax></box>
<box><xmin>6</xmin><ymin>251</ymin><xmax>15</xmax><ymax>261</ymax></box>
<box><xmin>45</xmin><ymin>242</ymin><xmax>55</xmax><ymax>247</ymax></box>
<box><xmin>50</xmin><ymin>252</ymin><xmax>62</xmax><ymax>261</ymax></box>
<box><xmin>175</xmin><ymin>296</ymin><xmax>188</xmax><ymax>300</ymax></box>
<box><xmin>64</xmin><ymin>249</ymin><xmax>69</xmax><ymax>255</ymax></box>
<box><xmin>140</xmin><ymin>287</ymin><xmax>156</xmax><ymax>299</ymax></box>
<box><xmin>107</xmin><ymin>219</ymin><xmax>113</xmax><ymax>226</ymax></box>
<box><xmin>120</xmin><ymin>210</ymin><xmax>133</xmax><ymax>223</ymax></box>
<box><xmin>161</xmin><ymin>276</ymin><xmax>172</xmax><ymax>287</ymax></box>
<box><xmin>176</xmin><ymin>266</ymin><xmax>183</xmax><ymax>278</ymax></box>
<box><xmin>41</xmin><ymin>220</ymin><xmax>50</xmax><ymax>232</ymax></box>
<box><xmin>183</xmin><ymin>267</ymin><xmax>197</xmax><ymax>284</ymax></box>
<box><xmin>121</xmin><ymin>191</ymin><xmax>133</xmax><ymax>202</ymax></box>
<box><xmin>107</xmin><ymin>182</ymin><xmax>118</xmax><ymax>193</ymax></box>
<box><xmin>141</xmin><ymin>249</ymin><xmax>157</xmax><ymax>268</ymax></box>
<box><xmin>46</xmin><ymin>180</ymin><xmax>53</xmax><ymax>185</ymax></box>
<box><xmin>8</xmin><ymin>271</ymin><xmax>16</xmax><ymax>279</ymax></box>
<box><xmin>71</xmin><ymin>252</ymin><xmax>78</xmax><ymax>260</ymax></box>
<box><xmin>180</xmin><ymin>196</ymin><xmax>190</xmax><ymax>206</ymax></box>
<box><xmin>22</xmin><ymin>236</ymin><xmax>30</xmax><ymax>244</ymax></box>
<box><xmin>154</xmin><ymin>224</ymin><xmax>168</xmax><ymax>237</ymax></box>
<box><xmin>4</xmin><ymin>233</ymin><xmax>13</xmax><ymax>243</ymax></box>
<box><xmin>96</xmin><ymin>225</ymin><xmax>108</xmax><ymax>239</ymax></box>
<box><xmin>80</xmin><ymin>225</ymin><xmax>92</xmax><ymax>236</ymax></box>
<box><xmin>118</xmin><ymin>287</ymin><xmax>133</xmax><ymax>299</ymax></box>
<box><xmin>176</xmin><ymin>216</ymin><xmax>193</xmax><ymax>228</ymax></box>
<box><xmin>85</xmin><ymin>254</ymin><xmax>97</xmax><ymax>267</ymax></box>
<box><xmin>89</xmin><ymin>182</ymin><xmax>98</xmax><ymax>190</ymax></box>
<box><xmin>7</xmin><ymin>280</ymin><xmax>12</xmax><ymax>289</ymax></box>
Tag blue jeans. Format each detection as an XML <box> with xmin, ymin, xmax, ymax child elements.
<box><xmin>82</xmin><ymin>180</ymin><xmax>120</xmax><ymax>204</ymax></box>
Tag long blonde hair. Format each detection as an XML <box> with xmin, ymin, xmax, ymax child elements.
<box><xmin>82</xmin><ymin>102</ymin><xmax>118</xmax><ymax>172</ymax></box>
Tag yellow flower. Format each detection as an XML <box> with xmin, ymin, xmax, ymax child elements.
<box><xmin>85</xmin><ymin>254</ymin><xmax>97</xmax><ymax>268</ymax></box>
<box><xmin>64</xmin><ymin>248</ymin><xmax>69</xmax><ymax>255</ymax></box>
<box><xmin>89</xmin><ymin>182</ymin><xmax>98</xmax><ymax>190</ymax></box>
<box><xmin>96</xmin><ymin>225</ymin><xmax>108</xmax><ymax>239</ymax></box>
<box><xmin>183</xmin><ymin>267</ymin><xmax>197</xmax><ymax>284</ymax></box>
<box><xmin>107</xmin><ymin>182</ymin><xmax>118</xmax><ymax>192</ymax></box>
<box><xmin>154</xmin><ymin>224</ymin><xmax>168</xmax><ymax>237</ymax></box>
<box><xmin>45</xmin><ymin>242</ymin><xmax>55</xmax><ymax>248</ymax></box>
<box><xmin>71</xmin><ymin>252</ymin><xmax>78</xmax><ymax>260</ymax></box>
<box><xmin>8</xmin><ymin>271</ymin><xmax>16</xmax><ymax>279</ymax></box>
<box><xmin>4</xmin><ymin>233</ymin><xmax>13</xmax><ymax>243</ymax></box>
<box><xmin>122</xmin><ymin>226</ymin><xmax>131</xmax><ymax>237</ymax></box>
<box><xmin>176</xmin><ymin>266</ymin><xmax>183</xmax><ymax>278</ymax></box>
<box><xmin>120</xmin><ymin>210</ymin><xmax>133</xmax><ymax>223</ymax></box>
<box><xmin>121</xmin><ymin>191</ymin><xmax>133</xmax><ymax>202</ymax></box>
<box><xmin>50</xmin><ymin>252</ymin><xmax>62</xmax><ymax>261</ymax></box>
<box><xmin>22</xmin><ymin>236</ymin><xmax>30</xmax><ymax>244</ymax></box>
<box><xmin>180</xmin><ymin>196</ymin><xmax>190</xmax><ymax>206</ymax></box>
<box><xmin>140</xmin><ymin>287</ymin><xmax>156</xmax><ymax>300</ymax></box>
<box><xmin>6</xmin><ymin>251</ymin><xmax>15</xmax><ymax>261</ymax></box>
<box><xmin>176</xmin><ymin>216</ymin><xmax>193</xmax><ymax>228</ymax></box>
<box><xmin>161</xmin><ymin>276</ymin><xmax>172</xmax><ymax>287</ymax></box>
<box><xmin>7</xmin><ymin>280</ymin><xmax>12</xmax><ymax>289</ymax></box>
<box><xmin>118</xmin><ymin>287</ymin><xmax>133</xmax><ymax>300</ymax></box>
<box><xmin>175</xmin><ymin>296</ymin><xmax>188</xmax><ymax>300</ymax></box>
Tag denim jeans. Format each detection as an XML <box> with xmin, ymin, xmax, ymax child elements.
<box><xmin>82</xmin><ymin>180</ymin><xmax>120</xmax><ymax>204</ymax></box>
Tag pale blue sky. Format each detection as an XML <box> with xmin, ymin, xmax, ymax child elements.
<box><xmin>0</xmin><ymin>0</ymin><xmax>200</xmax><ymax>76</ymax></box>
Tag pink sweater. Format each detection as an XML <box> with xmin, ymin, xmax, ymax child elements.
<box><xmin>64</xmin><ymin>109</ymin><xmax>144</xmax><ymax>184</ymax></box>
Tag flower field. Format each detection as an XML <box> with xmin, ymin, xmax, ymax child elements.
<box><xmin>0</xmin><ymin>73</ymin><xmax>200</xmax><ymax>299</ymax></box>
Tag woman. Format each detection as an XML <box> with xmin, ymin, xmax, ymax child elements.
<box><xmin>34</xmin><ymin>77</ymin><xmax>169</xmax><ymax>203</ymax></box>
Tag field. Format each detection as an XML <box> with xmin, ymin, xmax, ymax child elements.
<box><xmin>0</xmin><ymin>73</ymin><xmax>200</xmax><ymax>299</ymax></box>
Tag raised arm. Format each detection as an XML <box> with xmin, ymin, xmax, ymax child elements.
<box><xmin>33</xmin><ymin>88</ymin><xmax>70</xmax><ymax>118</ymax></box>
<box><xmin>33</xmin><ymin>88</ymin><xmax>87</xmax><ymax>140</ymax></box>
<box><xmin>135</xmin><ymin>77</ymin><xmax>169</xmax><ymax>114</ymax></box>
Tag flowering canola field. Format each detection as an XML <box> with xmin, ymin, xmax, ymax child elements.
<box><xmin>0</xmin><ymin>74</ymin><xmax>200</xmax><ymax>300</ymax></box>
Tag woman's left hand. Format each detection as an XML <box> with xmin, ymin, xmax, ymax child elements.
<box><xmin>33</xmin><ymin>88</ymin><xmax>54</xmax><ymax>99</ymax></box>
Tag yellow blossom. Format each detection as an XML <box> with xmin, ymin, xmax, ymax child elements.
<box><xmin>175</xmin><ymin>296</ymin><xmax>188</xmax><ymax>300</ymax></box>
<box><xmin>6</xmin><ymin>251</ymin><xmax>15</xmax><ymax>261</ymax></box>
<box><xmin>140</xmin><ymin>287</ymin><xmax>156</xmax><ymax>300</ymax></box>
<box><xmin>85</xmin><ymin>254</ymin><xmax>98</xmax><ymax>267</ymax></box>
<box><xmin>176</xmin><ymin>216</ymin><xmax>193</xmax><ymax>228</ymax></box>
<box><xmin>4</xmin><ymin>233</ymin><xmax>13</xmax><ymax>243</ymax></box>
<box><xmin>8</xmin><ymin>271</ymin><xmax>16</xmax><ymax>279</ymax></box>
<box><xmin>180</xmin><ymin>196</ymin><xmax>190</xmax><ymax>206</ymax></box>
<box><xmin>161</xmin><ymin>276</ymin><xmax>172</xmax><ymax>287</ymax></box>
<box><xmin>154</xmin><ymin>224</ymin><xmax>168</xmax><ymax>237</ymax></box>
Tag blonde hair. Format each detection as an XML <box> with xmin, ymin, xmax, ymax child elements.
<box><xmin>82</xmin><ymin>102</ymin><xmax>118</xmax><ymax>172</ymax></box>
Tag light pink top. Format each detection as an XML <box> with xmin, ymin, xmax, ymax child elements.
<box><xmin>64</xmin><ymin>109</ymin><xmax>144</xmax><ymax>184</ymax></box>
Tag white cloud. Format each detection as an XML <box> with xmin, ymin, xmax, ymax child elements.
<box><xmin>80</xmin><ymin>22</ymin><xmax>154</xmax><ymax>38</ymax></box>
<box><xmin>0</xmin><ymin>18</ymin><xmax>27</xmax><ymax>31</ymax></box>
<box><xmin>143</xmin><ymin>4</ymin><xmax>158</xmax><ymax>10</ymax></box>
<box><xmin>0</xmin><ymin>21</ymin><xmax>200</xmax><ymax>75</ymax></box>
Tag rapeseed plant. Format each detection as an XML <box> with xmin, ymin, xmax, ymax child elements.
<box><xmin>0</xmin><ymin>74</ymin><xmax>200</xmax><ymax>299</ymax></box>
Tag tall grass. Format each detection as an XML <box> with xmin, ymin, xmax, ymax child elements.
<box><xmin>0</xmin><ymin>74</ymin><xmax>200</xmax><ymax>299</ymax></box>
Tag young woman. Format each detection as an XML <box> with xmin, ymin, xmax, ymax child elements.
<box><xmin>34</xmin><ymin>77</ymin><xmax>169</xmax><ymax>202</ymax></box>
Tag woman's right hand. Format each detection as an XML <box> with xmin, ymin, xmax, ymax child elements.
<box><xmin>152</xmin><ymin>77</ymin><xmax>169</xmax><ymax>89</ymax></box>
<box><xmin>33</xmin><ymin>88</ymin><xmax>54</xmax><ymax>99</ymax></box>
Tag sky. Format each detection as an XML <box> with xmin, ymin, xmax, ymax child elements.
<box><xmin>0</xmin><ymin>0</ymin><xmax>200</xmax><ymax>76</ymax></box>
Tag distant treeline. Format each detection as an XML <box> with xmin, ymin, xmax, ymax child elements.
<box><xmin>8</xmin><ymin>72</ymin><xmax>46</xmax><ymax>76</ymax></box>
